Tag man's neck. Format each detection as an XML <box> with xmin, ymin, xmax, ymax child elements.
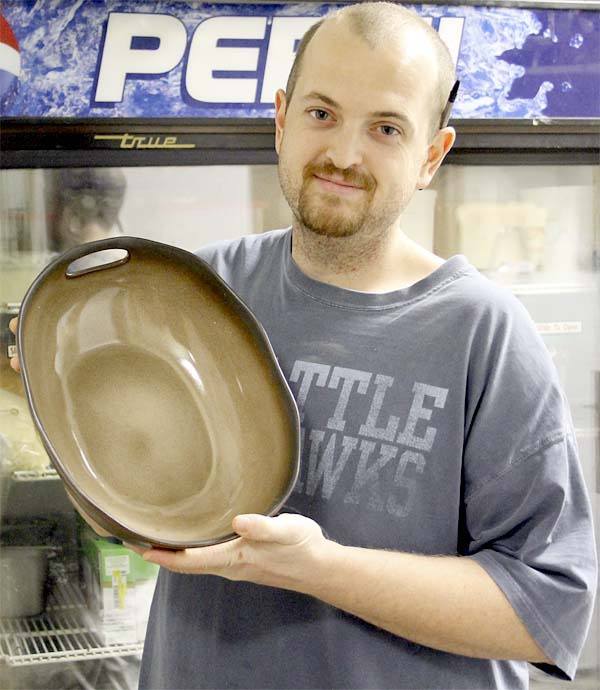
<box><xmin>290</xmin><ymin>223</ymin><xmax>444</xmax><ymax>294</ymax></box>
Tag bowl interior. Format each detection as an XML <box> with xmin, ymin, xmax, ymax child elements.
<box><xmin>20</xmin><ymin>243</ymin><xmax>299</xmax><ymax>547</ymax></box>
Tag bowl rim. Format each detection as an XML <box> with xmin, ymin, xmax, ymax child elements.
<box><xmin>17</xmin><ymin>235</ymin><xmax>301</xmax><ymax>550</ymax></box>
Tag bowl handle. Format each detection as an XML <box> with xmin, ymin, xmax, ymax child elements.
<box><xmin>63</xmin><ymin>238</ymin><xmax>131</xmax><ymax>278</ymax></box>
<box><xmin>63</xmin><ymin>238</ymin><xmax>133</xmax><ymax>279</ymax></box>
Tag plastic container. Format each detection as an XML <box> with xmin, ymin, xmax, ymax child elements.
<box><xmin>0</xmin><ymin>545</ymin><xmax>49</xmax><ymax>617</ymax></box>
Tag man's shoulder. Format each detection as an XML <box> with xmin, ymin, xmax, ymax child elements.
<box><xmin>195</xmin><ymin>228</ymin><xmax>289</xmax><ymax>271</ymax></box>
<box><xmin>448</xmin><ymin>262</ymin><xmax>543</xmax><ymax>351</ymax></box>
<box><xmin>443</xmin><ymin>257</ymin><xmax>525</xmax><ymax>313</ymax></box>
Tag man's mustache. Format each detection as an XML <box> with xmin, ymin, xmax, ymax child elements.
<box><xmin>303</xmin><ymin>162</ymin><xmax>375</xmax><ymax>192</ymax></box>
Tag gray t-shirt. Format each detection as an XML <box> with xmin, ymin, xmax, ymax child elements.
<box><xmin>139</xmin><ymin>228</ymin><xmax>597</xmax><ymax>690</ymax></box>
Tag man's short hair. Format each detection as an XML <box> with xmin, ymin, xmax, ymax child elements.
<box><xmin>284</xmin><ymin>2</ymin><xmax>456</xmax><ymax>138</ymax></box>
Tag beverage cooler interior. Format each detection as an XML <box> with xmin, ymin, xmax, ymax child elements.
<box><xmin>1</xmin><ymin>161</ymin><xmax>599</xmax><ymax>689</ymax></box>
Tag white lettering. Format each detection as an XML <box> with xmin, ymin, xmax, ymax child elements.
<box><xmin>387</xmin><ymin>450</ymin><xmax>426</xmax><ymax>518</ymax></box>
<box><xmin>396</xmin><ymin>382</ymin><xmax>448</xmax><ymax>452</ymax></box>
<box><xmin>326</xmin><ymin>366</ymin><xmax>371</xmax><ymax>432</ymax></box>
<box><xmin>305</xmin><ymin>430</ymin><xmax>357</xmax><ymax>499</ymax></box>
<box><xmin>289</xmin><ymin>360</ymin><xmax>330</xmax><ymax>422</ymax></box>
<box><xmin>95</xmin><ymin>13</ymin><xmax>187</xmax><ymax>102</ymax></box>
<box><xmin>93</xmin><ymin>13</ymin><xmax>464</xmax><ymax>107</ymax></box>
<box><xmin>345</xmin><ymin>441</ymin><xmax>398</xmax><ymax>511</ymax></box>
<box><xmin>358</xmin><ymin>374</ymin><xmax>399</xmax><ymax>441</ymax></box>
<box><xmin>260</xmin><ymin>16</ymin><xmax>321</xmax><ymax>103</ymax></box>
<box><xmin>185</xmin><ymin>16</ymin><xmax>267</xmax><ymax>103</ymax></box>
<box><xmin>438</xmin><ymin>17</ymin><xmax>464</xmax><ymax>71</ymax></box>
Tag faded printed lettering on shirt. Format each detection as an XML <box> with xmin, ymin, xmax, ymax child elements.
<box><xmin>289</xmin><ymin>360</ymin><xmax>449</xmax><ymax>518</ymax></box>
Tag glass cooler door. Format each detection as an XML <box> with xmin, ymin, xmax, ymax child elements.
<box><xmin>1</xmin><ymin>160</ymin><xmax>598</xmax><ymax>689</ymax></box>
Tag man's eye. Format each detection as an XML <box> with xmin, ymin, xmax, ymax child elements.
<box><xmin>309</xmin><ymin>109</ymin><xmax>330</xmax><ymax>121</ymax></box>
<box><xmin>378</xmin><ymin>124</ymin><xmax>401</xmax><ymax>137</ymax></box>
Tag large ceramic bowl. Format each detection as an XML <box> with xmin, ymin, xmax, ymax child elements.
<box><xmin>17</xmin><ymin>237</ymin><xmax>300</xmax><ymax>549</ymax></box>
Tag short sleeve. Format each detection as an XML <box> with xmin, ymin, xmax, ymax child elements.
<box><xmin>461</xmin><ymin>293</ymin><xmax>597</xmax><ymax>679</ymax></box>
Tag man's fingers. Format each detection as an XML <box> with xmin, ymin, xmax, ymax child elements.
<box><xmin>233</xmin><ymin>513</ymin><xmax>309</xmax><ymax>545</ymax></box>
<box><xmin>124</xmin><ymin>542</ymin><xmax>147</xmax><ymax>556</ymax></box>
<box><xmin>233</xmin><ymin>514</ymin><xmax>281</xmax><ymax>542</ymax></box>
<box><xmin>143</xmin><ymin>540</ymin><xmax>239</xmax><ymax>573</ymax></box>
<box><xmin>8</xmin><ymin>318</ymin><xmax>20</xmax><ymax>372</ymax></box>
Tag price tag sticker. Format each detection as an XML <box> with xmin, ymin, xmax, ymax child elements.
<box><xmin>536</xmin><ymin>322</ymin><xmax>582</xmax><ymax>335</ymax></box>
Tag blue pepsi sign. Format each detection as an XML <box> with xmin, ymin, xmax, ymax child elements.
<box><xmin>0</xmin><ymin>13</ymin><xmax>20</xmax><ymax>109</ymax></box>
<box><xmin>1</xmin><ymin>2</ymin><xmax>598</xmax><ymax>119</ymax></box>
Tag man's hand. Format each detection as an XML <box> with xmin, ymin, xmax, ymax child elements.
<box><xmin>9</xmin><ymin>317</ymin><xmax>20</xmax><ymax>372</ymax></box>
<box><xmin>137</xmin><ymin>513</ymin><xmax>551</xmax><ymax>664</ymax></box>
<box><xmin>137</xmin><ymin>513</ymin><xmax>328</xmax><ymax>592</ymax></box>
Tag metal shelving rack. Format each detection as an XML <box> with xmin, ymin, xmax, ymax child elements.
<box><xmin>11</xmin><ymin>468</ymin><xmax>58</xmax><ymax>482</ymax></box>
<box><xmin>1</xmin><ymin>467</ymin><xmax>145</xmax><ymax>669</ymax></box>
<box><xmin>0</xmin><ymin>581</ymin><xmax>142</xmax><ymax>667</ymax></box>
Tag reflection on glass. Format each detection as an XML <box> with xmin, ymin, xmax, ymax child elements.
<box><xmin>432</xmin><ymin>165</ymin><xmax>598</xmax><ymax>282</ymax></box>
<box><xmin>44</xmin><ymin>169</ymin><xmax>127</xmax><ymax>252</ymax></box>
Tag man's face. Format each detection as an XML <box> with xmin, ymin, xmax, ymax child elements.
<box><xmin>275</xmin><ymin>20</ymin><xmax>440</xmax><ymax>239</ymax></box>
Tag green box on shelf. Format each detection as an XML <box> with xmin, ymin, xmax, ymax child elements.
<box><xmin>81</xmin><ymin>534</ymin><xmax>159</xmax><ymax>585</ymax></box>
<box><xmin>79</xmin><ymin>524</ymin><xmax>159</xmax><ymax>645</ymax></box>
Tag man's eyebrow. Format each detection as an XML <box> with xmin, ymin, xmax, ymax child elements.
<box><xmin>303</xmin><ymin>91</ymin><xmax>340</xmax><ymax>108</ymax></box>
<box><xmin>369</xmin><ymin>110</ymin><xmax>413</xmax><ymax>130</ymax></box>
<box><xmin>303</xmin><ymin>91</ymin><xmax>413</xmax><ymax>131</ymax></box>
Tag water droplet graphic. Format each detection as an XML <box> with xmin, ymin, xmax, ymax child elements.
<box><xmin>561</xmin><ymin>81</ymin><xmax>572</xmax><ymax>93</ymax></box>
<box><xmin>569</xmin><ymin>34</ymin><xmax>584</xmax><ymax>49</ymax></box>
<box><xmin>543</xmin><ymin>27</ymin><xmax>558</xmax><ymax>43</ymax></box>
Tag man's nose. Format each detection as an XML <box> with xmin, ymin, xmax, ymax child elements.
<box><xmin>324</xmin><ymin>125</ymin><xmax>364</xmax><ymax>170</ymax></box>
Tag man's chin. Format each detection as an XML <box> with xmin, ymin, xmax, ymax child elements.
<box><xmin>300</xmin><ymin>219</ymin><xmax>360</xmax><ymax>238</ymax></box>
<box><xmin>298</xmin><ymin>206</ymin><xmax>366</xmax><ymax>238</ymax></box>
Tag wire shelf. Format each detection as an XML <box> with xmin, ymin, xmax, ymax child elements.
<box><xmin>11</xmin><ymin>468</ymin><xmax>59</xmax><ymax>482</ymax></box>
<box><xmin>0</xmin><ymin>581</ymin><xmax>143</xmax><ymax>667</ymax></box>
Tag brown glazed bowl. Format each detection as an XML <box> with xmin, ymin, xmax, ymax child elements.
<box><xmin>17</xmin><ymin>237</ymin><xmax>300</xmax><ymax>549</ymax></box>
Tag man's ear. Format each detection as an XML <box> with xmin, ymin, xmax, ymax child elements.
<box><xmin>274</xmin><ymin>89</ymin><xmax>287</xmax><ymax>155</ymax></box>
<box><xmin>416</xmin><ymin>126</ymin><xmax>455</xmax><ymax>189</ymax></box>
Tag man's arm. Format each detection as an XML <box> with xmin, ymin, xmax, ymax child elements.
<box><xmin>301</xmin><ymin>540</ymin><xmax>549</xmax><ymax>662</ymax></box>
<box><xmin>139</xmin><ymin>512</ymin><xmax>552</xmax><ymax>664</ymax></box>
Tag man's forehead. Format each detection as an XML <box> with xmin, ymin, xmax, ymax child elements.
<box><xmin>296</xmin><ymin>19</ymin><xmax>437</xmax><ymax>113</ymax></box>
<box><xmin>306</xmin><ymin>16</ymin><xmax>436</xmax><ymax>68</ymax></box>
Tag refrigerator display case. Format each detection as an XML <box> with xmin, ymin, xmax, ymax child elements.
<box><xmin>1</xmin><ymin>1</ymin><xmax>599</xmax><ymax>688</ymax></box>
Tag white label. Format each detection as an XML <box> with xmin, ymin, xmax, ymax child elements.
<box><xmin>7</xmin><ymin>344</ymin><xmax>16</xmax><ymax>358</ymax></box>
<box><xmin>536</xmin><ymin>321</ymin><xmax>582</xmax><ymax>335</ymax></box>
<box><xmin>106</xmin><ymin>554</ymin><xmax>130</xmax><ymax>574</ymax></box>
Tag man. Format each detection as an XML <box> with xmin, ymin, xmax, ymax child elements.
<box><xmin>9</xmin><ymin>3</ymin><xmax>597</xmax><ymax>689</ymax></box>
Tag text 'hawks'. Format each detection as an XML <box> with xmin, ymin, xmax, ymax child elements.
<box><xmin>288</xmin><ymin>360</ymin><xmax>450</xmax><ymax>518</ymax></box>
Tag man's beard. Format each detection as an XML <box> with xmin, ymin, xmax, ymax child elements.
<box><xmin>279</xmin><ymin>159</ymin><xmax>377</xmax><ymax>238</ymax></box>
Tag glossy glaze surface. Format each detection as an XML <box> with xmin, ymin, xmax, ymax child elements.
<box><xmin>18</xmin><ymin>238</ymin><xmax>300</xmax><ymax>548</ymax></box>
